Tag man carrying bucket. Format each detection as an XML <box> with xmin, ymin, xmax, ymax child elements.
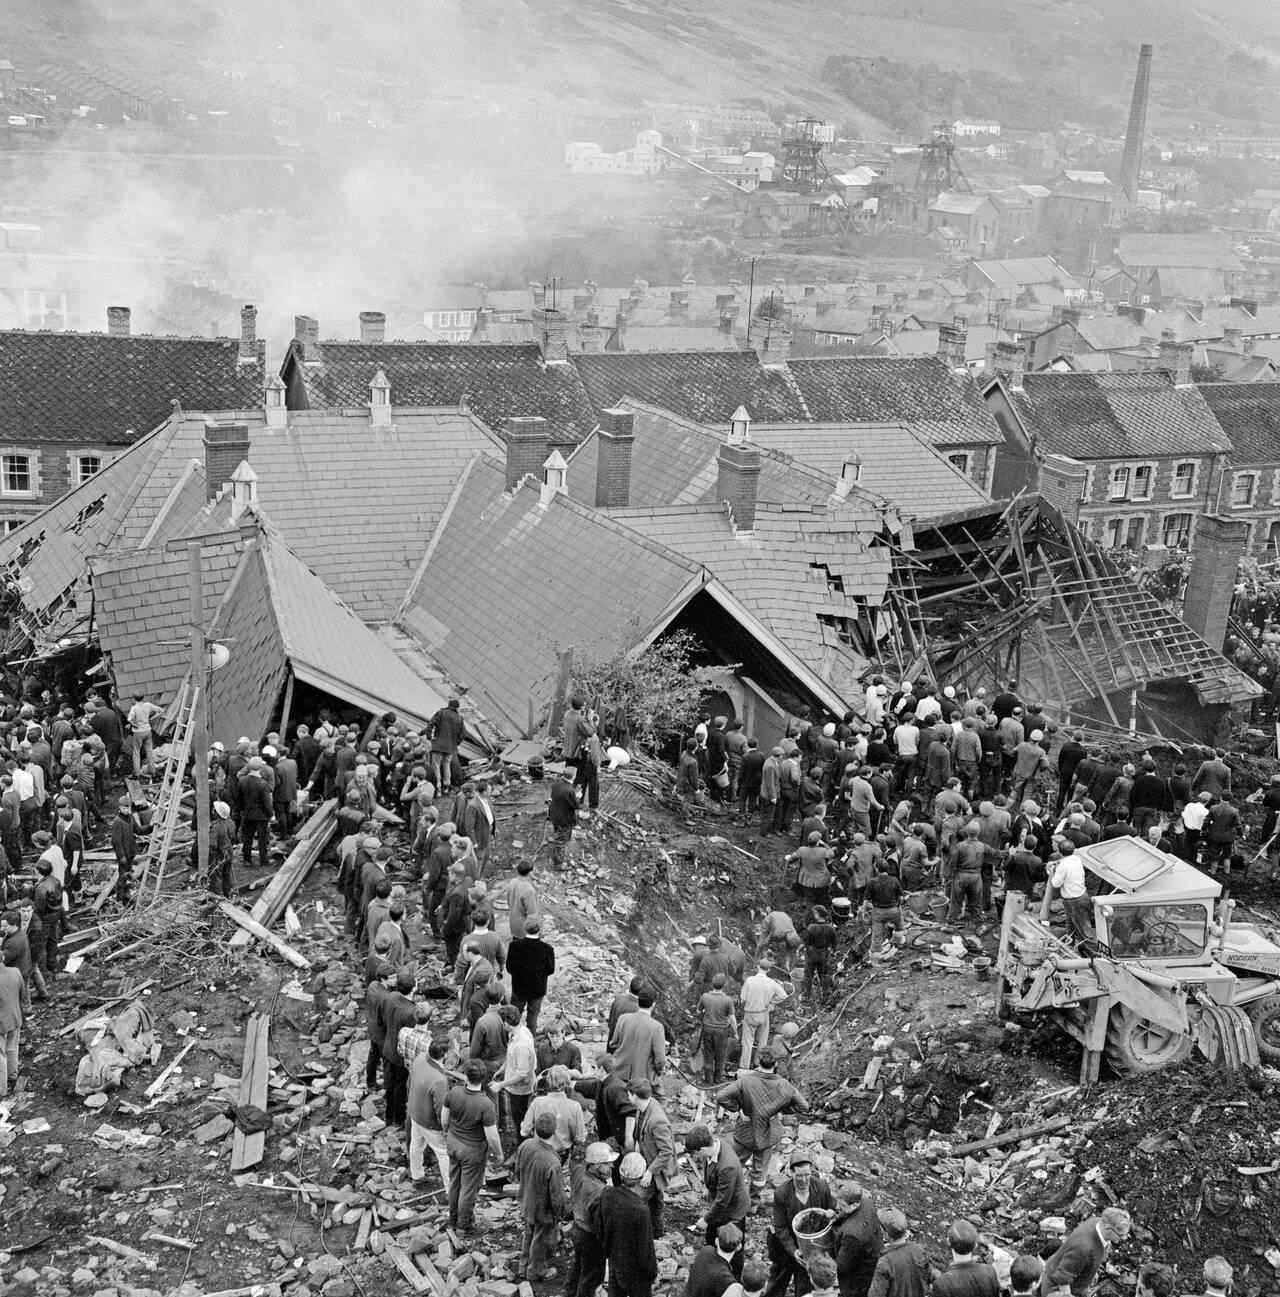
<box><xmin>765</xmin><ymin>1149</ymin><xmax>835</xmax><ymax>1297</ymax></box>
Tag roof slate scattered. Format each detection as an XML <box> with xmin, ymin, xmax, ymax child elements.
<box><xmin>0</xmin><ymin>330</ymin><xmax>264</xmax><ymax>446</ymax></box>
<box><xmin>1007</xmin><ymin>371</ymin><xmax>1234</xmax><ymax>459</ymax></box>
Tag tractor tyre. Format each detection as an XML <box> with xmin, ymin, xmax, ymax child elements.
<box><xmin>1104</xmin><ymin>1007</ymin><xmax>1194</xmax><ymax>1076</ymax></box>
<box><xmin>1247</xmin><ymin>996</ymin><xmax>1280</xmax><ymax>1064</ymax></box>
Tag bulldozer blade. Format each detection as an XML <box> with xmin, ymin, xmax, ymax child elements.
<box><xmin>1194</xmin><ymin>1004</ymin><xmax>1260</xmax><ymax>1069</ymax></box>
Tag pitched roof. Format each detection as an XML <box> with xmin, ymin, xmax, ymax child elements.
<box><xmin>785</xmin><ymin>356</ymin><xmax>1003</xmax><ymax>447</ymax></box>
<box><xmin>746</xmin><ymin>421</ymin><xmax>990</xmax><ymax>516</ymax></box>
<box><xmin>0</xmin><ymin>405</ymin><xmax>507</xmax><ymax>628</ymax></box>
<box><xmin>1198</xmin><ymin>382</ymin><xmax>1280</xmax><ymax>465</ymax></box>
<box><xmin>970</xmin><ymin>257</ymin><xmax>1081</xmax><ymax>293</ymax></box>
<box><xmin>1004</xmin><ymin>371</ymin><xmax>1234</xmax><ymax>459</ymax></box>
<box><xmin>571</xmin><ymin>350</ymin><xmax>809</xmax><ymax>424</ymax></box>
<box><xmin>1075</xmin><ymin>315</ymin><xmax>1148</xmax><ymax>351</ymax></box>
<box><xmin>399</xmin><ymin>456</ymin><xmax>704</xmax><ymax>732</ymax></box>
<box><xmin>94</xmin><ymin>522</ymin><xmax>450</xmax><ymax>745</ymax></box>
<box><xmin>0</xmin><ymin>329</ymin><xmax>264</xmax><ymax>446</ymax></box>
<box><xmin>613</xmin><ymin>501</ymin><xmax>892</xmax><ymax>700</ymax></box>
<box><xmin>283</xmin><ymin>340</ymin><xmax>598</xmax><ymax>443</ymax></box>
<box><xmin>1116</xmin><ymin>232</ymin><xmax>1244</xmax><ymax>272</ymax></box>
<box><xmin>566</xmin><ymin>401</ymin><xmax>869</xmax><ymax>514</ymax></box>
<box><xmin>929</xmin><ymin>192</ymin><xmax>991</xmax><ymax>216</ymax></box>
<box><xmin>90</xmin><ymin>532</ymin><xmax>248</xmax><ymax>705</ymax></box>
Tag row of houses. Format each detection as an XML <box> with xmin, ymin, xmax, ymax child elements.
<box><xmin>0</xmin><ymin>305</ymin><xmax>1266</xmax><ymax>751</ymax></box>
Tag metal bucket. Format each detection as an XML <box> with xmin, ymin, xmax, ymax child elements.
<box><xmin>793</xmin><ymin>1208</ymin><xmax>833</xmax><ymax>1256</ymax></box>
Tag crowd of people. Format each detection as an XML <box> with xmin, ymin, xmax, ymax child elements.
<box><xmin>0</xmin><ymin>673</ymin><xmax>1264</xmax><ymax>1297</ymax></box>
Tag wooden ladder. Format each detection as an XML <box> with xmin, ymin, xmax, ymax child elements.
<box><xmin>134</xmin><ymin>685</ymin><xmax>200</xmax><ymax>907</ymax></box>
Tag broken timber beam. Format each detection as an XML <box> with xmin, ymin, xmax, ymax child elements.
<box><xmin>228</xmin><ymin>798</ymin><xmax>337</xmax><ymax>949</ymax></box>
<box><xmin>948</xmin><ymin>1114</ymin><xmax>1071</xmax><ymax>1155</ymax></box>
<box><xmin>230</xmin><ymin>1012</ymin><xmax>271</xmax><ymax>1172</ymax></box>
<box><xmin>219</xmin><ymin>901</ymin><xmax>312</xmax><ymax>969</ymax></box>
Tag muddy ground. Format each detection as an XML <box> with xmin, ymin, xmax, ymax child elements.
<box><xmin>3</xmin><ymin>759</ymin><xmax>1280</xmax><ymax>1296</ymax></box>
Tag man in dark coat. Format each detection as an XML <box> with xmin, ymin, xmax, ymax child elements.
<box><xmin>548</xmin><ymin>774</ymin><xmax>578</xmax><ymax>870</ymax></box>
<box><xmin>238</xmin><ymin>759</ymin><xmax>274</xmax><ymax>870</ymax></box>
<box><xmin>1039</xmin><ymin>1209</ymin><xmax>1130</xmax><ymax>1297</ymax></box>
<box><xmin>833</xmin><ymin>1180</ymin><xmax>883</xmax><ymax>1297</ymax></box>
<box><xmin>766</xmin><ymin>1150</ymin><xmax>834</xmax><ymax>1297</ymax></box>
<box><xmin>592</xmin><ymin>1152</ymin><xmax>658</xmax><ymax>1297</ymax></box>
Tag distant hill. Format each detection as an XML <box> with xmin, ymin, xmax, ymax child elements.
<box><xmin>4</xmin><ymin>0</ymin><xmax>1280</xmax><ymax>140</ymax></box>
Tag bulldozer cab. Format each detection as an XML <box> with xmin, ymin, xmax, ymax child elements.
<box><xmin>1078</xmin><ymin>836</ymin><xmax>1221</xmax><ymax>967</ymax></box>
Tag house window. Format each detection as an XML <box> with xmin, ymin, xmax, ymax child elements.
<box><xmin>1</xmin><ymin>453</ymin><xmax>34</xmax><ymax>496</ymax></box>
<box><xmin>1108</xmin><ymin>466</ymin><xmax>1131</xmax><ymax>499</ymax></box>
<box><xmin>1170</xmin><ymin>460</ymin><xmax>1196</xmax><ymax>498</ymax></box>
<box><xmin>1162</xmin><ymin>513</ymin><xmax>1193</xmax><ymax>548</ymax></box>
<box><xmin>946</xmin><ymin>451</ymin><xmax>971</xmax><ymax>475</ymax></box>
<box><xmin>1267</xmin><ymin>520</ymin><xmax>1280</xmax><ymax>558</ymax></box>
<box><xmin>1231</xmin><ymin>472</ymin><xmax>1258</xmax><ymax>508</ymax></box>
<box><xmin>1104</xmin><ymin>516</ymin><xmax>1145</xmax><ymax>550</ymax></box>
<box><xmin>1131</xmin><ymin>464</ymin><xmax>1155</xmax><ymax>501</ymax></box>
<box><xmin>76</xmin><ymin>454</ymin><xmax>102</xmax><ymax>485</ymax></box>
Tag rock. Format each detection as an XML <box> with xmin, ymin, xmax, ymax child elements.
<box><xmin>193</xmin><ymin>1115</ymin><xmax>233</xmax><ymax>1145</ymax></box>
<box><xmin>321</xmin><ymin>1280</ymin><xmax>353</xmax><ymax>1297</ymax></box>
<box><xmin>84</xmin><ymin>1094</ymin><xmax>109</xmax><ymax>1110</ymax></box>
<box><xmin>71</xmin><ymin>1269</ymin><xmax>98</xmax><ymax>1288</ymax></box>
<box><xmin>308</xmin><ymin>1255</ymin><xmax>344</xmax><ymax>1281</ymax></box>
<box><xmin>278</xmin><ymin>1241</ymin><xmax>296</xmax><ymax>1260</ymax></box>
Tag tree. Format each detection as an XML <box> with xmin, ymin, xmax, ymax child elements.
<box><xmin>570</xmin><ymin>631</ymin><xmax>730</xmax><ymax>754</ymax></box>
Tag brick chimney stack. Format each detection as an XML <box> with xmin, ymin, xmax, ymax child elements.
<box><xmin>359</xmin><ymin>311</ymin><xmax>386</xmax><ymax>344</ymax></box>
<box><xmin>595</xmin><ymin>407</ymin><xmax>635</xmax><ymax>508</ymax></box>
<box><xmin>295</xmin><ymin>315</ymin><xmax>321</xmax><ymax>363</ymax></box>
<box><xmin>937</xmin><ymin>322</ymin><xmax>968</xmax><ymax>371</ymax></box>
<box><xmin>717</xmin><ymin>406</ymin><xmax>761</xmax><ymax>530</ymax></box>
<box><xmin>1158</xmin><ymin>329</ymin><xmax>1193</xmax><ymax>386</ymax></box>
<box><xmin>107</xmin><ymin>306</ymin><xmax>130</xmax><ymax>337</ymax></box>
<box><xmin>533</xmin><ymin>307</ymin><xmax>570</xmax><ymax>364</ymax></box>
<box><xmin>238</xmin><ymin>304</ymin><xmax>258</xmax><ymax>362</ymax></box>
<box><xmin>504</xmin><ymin>416</ymin><xmax>549</xmax><ymax>492</ymax></box>
<box><xmin>990</xmin><ymin>339</ymin><xmax>1026</xmax><ymax>389</ymax></box>
<box><xmin>1183</xmin><ymin>514</ymin><xmax>1251</xmax><ymax>650</ymax></box>
<box><xmin>203</xmin><ymin>422</ymin><xmax>251</xmax><ymax>501</ymax></box>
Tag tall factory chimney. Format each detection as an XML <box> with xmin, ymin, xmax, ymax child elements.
<box><xmin>1119</xmin><ymin>43</ymin><xmax>1153</xmax><ymax>202</ymax></box>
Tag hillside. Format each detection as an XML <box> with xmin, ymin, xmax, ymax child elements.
<box><xmin>4</xmin><ymin>0</ymin><xmax>1280</xmax><ymax>138</ymax></box>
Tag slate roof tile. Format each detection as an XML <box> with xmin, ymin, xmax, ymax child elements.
<box><xmin>0</xmin><ymin>331</ymin><xmax>264</xmax><ymax>445</ymax></box>
<box><xmin>785</xmin><ymin>356</ymin><xmax>1003</xmax><ymax>447</ymax></box>
<box><xmin>1198</xmin><ymin>382</ymin><xmax>1280</xmax><ymax>466</ymax></box>
<box><xmin>571</xmin><ymin>351</ymin><xmax>809</xmax><ymax>425</ymax></box>
<box><xmin>1008</xmin><ymin>371</ymin><xmax>1234</xmax><ymax>459</ymax></box>
<box><xmin>288</xmin><ymin>341</ymin><xmax>598</xmax><ymax>443</ymax></box>
<box><xmin>402</xmin><ymin>456</ymin><xmax>702</xmax><ymax>732</ymax></box>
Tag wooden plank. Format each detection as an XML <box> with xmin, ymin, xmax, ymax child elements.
<box><xmin>144</xmin><ymin>1039</ymin><xmax>197</xmax><ymax>1098</ymax></box>
<box><xmin>90</xmin><ymin>870</ymin><xmax>119</xmax><ymax>913</ymax></box>
<box><xmin>228</xmin><ymin>799</ymin><xmax>337</xmax><ymax>949</ymax></box>
<box><xmin>948</xmin><ymin>1114</ymin><xmax>1070</xmax><ymax>1155</ymax></box>
<box><xmin>219</xmin><ymin>901</ymin><xmax>312</xmax><ymax>969</ymax></box>
<box><xmin>230</xmin><ymin>1013</ymin><xmax>271</xmax><ymax>1172</ymax></box>
<box><xmin>386</xmin><ymin>1243</ymin><xmax>432</xmax><ymax>1293</ymax></box>
<box><xmin>414</xmin><ymin>1253</ymin><xmax>449</xmax><ymax>1297</ymax></box>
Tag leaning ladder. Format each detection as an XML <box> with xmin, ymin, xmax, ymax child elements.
<box><xmin>134</xmin><ymin>685</ymin><xmax>200</xmax><ymax>907</ymax></box>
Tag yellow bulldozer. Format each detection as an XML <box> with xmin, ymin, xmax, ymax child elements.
<box><xmin>995</xmin><ymin>835</ymin><xmax>1280</xmax><ymax>1082</ymax></box>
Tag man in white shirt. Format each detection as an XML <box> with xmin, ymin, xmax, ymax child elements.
<box><xmin>493</xmin><ymin>1007</ymin><xmax>538</xmax><ymax>1144</ymax></box>
<box><xmin>126</xmin><ymin>694</ymin><xmax>162</xmax><ymax>779</ymax></box>
<box><xmin>738</xmin><ymin>965</ymin><xmax>790</xmax><ymax>1071</ymax></box>
<box><xmin>1048</xmin><ymin>844</ymin><xmax>1092</xmax><ymax>943</ymax></box>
